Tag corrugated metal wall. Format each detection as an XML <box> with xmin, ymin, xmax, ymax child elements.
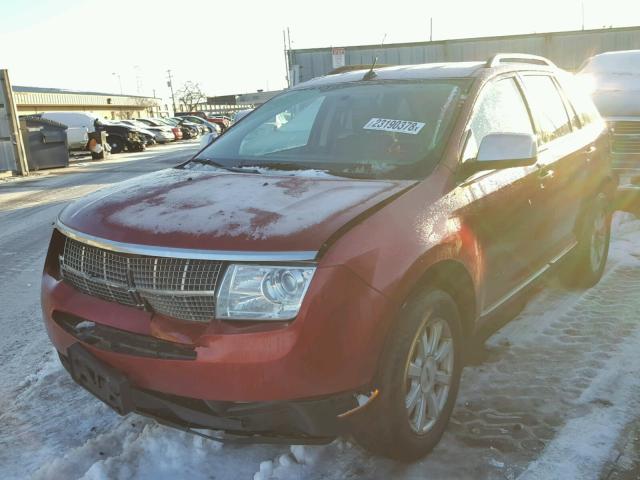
<box><xmin>13</xmin><ymin>91</ymin><xmax>158</xmax><ymax>108</ymax></box>
<box><xmin>290</xmin><ymin>26</ymin><xmax>640</xmax><ymax>84</ymax></box>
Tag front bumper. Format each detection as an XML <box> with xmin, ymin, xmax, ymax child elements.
<box><xmin>57</xmin><ymin>343</ymin><xmax>365</xmax><ymax>442</ymax></box>
<box><xmin>611</xmin><ymin>154</ymin><xmax>640</xmax><ymax>213</ymax></box>
<box><xmin>42</xmin><ymin>263</ymin><xmax>393</xmax><ymax>402</ymax></box>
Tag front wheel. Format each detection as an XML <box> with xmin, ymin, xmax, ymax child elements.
<box><xmin>353</xmin><ymin>289</ymin><xmax>463</xmax><ymax>461</ymax></box>
<box><xmin>560</xmin><ymin>192</ymin><xmax>611</xmax><ymax>289</ymax></box>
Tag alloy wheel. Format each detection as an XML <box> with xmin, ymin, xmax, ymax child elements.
<box><xmin>404</xmin><ymin>316</ymin><xmax>454</xmax><ymax>434</ymax></box>
<box><xmin>589</xmin><ymin>200</ymin><xmax>607</xmax><ymax>272</ymax></box>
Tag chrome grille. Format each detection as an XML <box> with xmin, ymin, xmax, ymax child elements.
<box><xmin>611</xmin><ymin>121</ymin><xmax>640</xmax><ymax>135</ymax></box>
<box><xmin>611</xmin><ymin>121</ymin><xmax>640</xmax><ymax>154</ymax></box>
<box><xmin>59</xmin><ymin>237</ymin><xmax>222</xmax><ymax>322</ymax></box>
<box><xmin>612</xmin><ymin>137</ymin><xmax>640</xmax><ymax>154</ymax></box>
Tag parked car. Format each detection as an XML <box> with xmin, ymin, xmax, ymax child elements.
<box><xmin>137</xmin><ymin>118</ymin><xmax>181</xmax><ymax>141</ymax></box>
<box><xmin>163</xmin><ymin>117</ymin><xmax>200</xmax><ymax>139</ymax></box>
<box><xmin>39</xmin><ymin>112</ymin><xmax>88</xmax><ymax>150</ymax></box>
<box><xmin>120</xmin><ymin>119</ymin><xmax>174</xmax><ymax>144</ymax></box>
<box><xmin>231</xmin><ymin>108</ymin><xmax>253</xmax><ymax>124</ymax></box>
<box><xmin>117</xmin><ymin>120</ymin><xmax>156</xmax><ymax>145</ymax></box>
<box><xmin>42</xmin><ymin>54</ymin><xmax>615</xmax><ymax>460</ymax></box>
<box><xmin>578</xmin><ymin>50</ymin><xmax>640</xmax><ymax>209</ymax></box>
<box><xmin>40</xmin><ymin>112</ymin><xmax>146</xmax><ymax>153</ymax></box>
<box><xmin>207</xmin><ymin>115</ymin><xmax>230</xmax><ymax>132</ymax></box>
<box><xmin>171</xmin><ymin>117</ymin><xmax>207</xmax><ymax>135</ymax></box>
<box><xmin>173</xmin><ymin>114</ymin><xmax>221</xmax><ymax>136</ymax></box>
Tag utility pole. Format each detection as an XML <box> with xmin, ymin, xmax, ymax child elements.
<box><xmin>430</xmin><ymin>17</ymin><xmax>433</xmax><ymax>41</ymax></box>
<box><xmin>581</xmin><ymin>1</ymin><xmax>585</xmax><ymax>30</ymax></box>
<box><xmin>287</xmin><ymin>28</ymin><xmax>293</xmax><ymax>87</ymax></box>
<box><xmin>112</xmin><ymin>72</ymin><xmax>123</xmax><ymax>94</ymax></box>
<box><xmin>134</xmin><ymin>65</ymin><xmax>142</xmax><ymax>95</ymax></box>
<box><xmin>283</xmin><ymin>29</ymin><xmax>290</xmax><ymax>88</ymax></box>
<box><xmin>166</xmin><ymin>69</ymin><xmax>176</xmax><ymax>114</ymax></box>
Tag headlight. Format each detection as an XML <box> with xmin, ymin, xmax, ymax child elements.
<box><xmin>216</xmin><ymin>264</ymin><xmax>316</xmax><ymax>320</ymax></box>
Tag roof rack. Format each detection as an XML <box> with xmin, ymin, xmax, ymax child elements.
<box><xmin>486</xmin><ymin>53</ymin><xmax>556</xmax><ymax>68</ymax></box>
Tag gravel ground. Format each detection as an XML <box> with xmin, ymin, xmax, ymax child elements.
<box><xmin>1</xmin><ymin>144</ymin><xmax>639</xmax><ymax>479</ymax></box>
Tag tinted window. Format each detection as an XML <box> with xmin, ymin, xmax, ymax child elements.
<box><xmin>463</xmin><ymin>77</ymin><xmax>534</xmax><ymax>162</ymax></box>
<box><xmin>521</xmin><ymin>75</ymin><xmax>572</xmax><ymax>143</ymax></box>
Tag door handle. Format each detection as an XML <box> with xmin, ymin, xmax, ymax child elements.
<box><xmin>585</xmin><ymin>145</ymin><xmax>597</xmax><ymax>154</ymax></box>
<box><xmin>538</xmin><ymin>168</ymin><xmax>554</xmax><ymax>180</ymax></box>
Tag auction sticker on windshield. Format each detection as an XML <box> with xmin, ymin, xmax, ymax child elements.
<box><xmin>363</xmin><ymin>118</ymin><xmax>426</xmax><ymax>135</ymax></box>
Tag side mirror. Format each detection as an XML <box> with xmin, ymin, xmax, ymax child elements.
<box><xmin>463</xmin><ymin>132</ymin><xmax>538</xmax><ymax>177</ymax></box>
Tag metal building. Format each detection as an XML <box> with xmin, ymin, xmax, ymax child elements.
<box><xmin>12</xmin><ymin>86</ymin><xmax>162</xmax><ymax>120</ymax></box>
<box><xmin>289</xmin><ymin>25</ymin><xmax>640</xmax><ymax>84</ymax></box>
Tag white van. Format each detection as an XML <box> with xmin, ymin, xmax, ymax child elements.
<box><xmin>40</xmin><ymin>112</ymin><xmax>98</xmax><ymax>150</ymax></box>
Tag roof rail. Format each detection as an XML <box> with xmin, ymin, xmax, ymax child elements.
<box><xmin>486</xmin><ymin>53</ymin><xmax>556</xmax><ymax>68</ymax></box>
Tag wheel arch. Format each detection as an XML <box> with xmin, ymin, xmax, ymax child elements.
<box><xmin>403</xmin><ymin>259</ymin><xmax>478</xmax><ymax>340</ymax></box>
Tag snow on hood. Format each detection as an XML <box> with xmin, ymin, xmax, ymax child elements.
<box><xmin>59</xmin><ymin>168</ymin><xmax>415</xmax><ymax>252</ymax></box>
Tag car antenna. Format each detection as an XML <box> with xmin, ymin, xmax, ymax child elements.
<box><xmin>362</xmin><ymin>33</ymin><xmax>386</xmax><ymax>80</ymax></box>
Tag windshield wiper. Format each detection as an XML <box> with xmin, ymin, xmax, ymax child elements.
<box><xmin>237</xmin><ymin>161</ymin><xmax>312</xmax><ymax>171</ymax></box>
<box><xmin>189</xmin><ymin>159</ymin><xmax>260</xmax><ymax>174</ymax></box>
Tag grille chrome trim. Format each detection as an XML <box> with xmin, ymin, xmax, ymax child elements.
<box><xmin>59</xmin><ymin>237</ymin><xmax>224</xmax><ymax>322</ymax></box>
<box><xmin>55</xmin><ymin>220</ymin><xmax>318</xmax><ymax>262</ymax></box>
<box><xmin>611</xmin><ymin>121</ymin><xmax>640</xmax><ymax>155</ymax></box>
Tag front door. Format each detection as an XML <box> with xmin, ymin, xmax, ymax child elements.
<box><xmin>456</xmin><ymin>75</ymin><xmax>546</xmax><ymax>313</ymax></box>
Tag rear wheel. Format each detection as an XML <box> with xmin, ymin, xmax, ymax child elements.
<box><xmin>560</xmin><ymin>191</ymin><xmax>611</xmax><ymax>288</ymax></box>
<box><xmin>353</xmin><ymin>289</ymin><xmax>463</xmax><ymax>461</ymax></box>
<box><xmin>108</xmin><ymin>136</ymin><xmax>124</xmax><ymax>154</ymax></box>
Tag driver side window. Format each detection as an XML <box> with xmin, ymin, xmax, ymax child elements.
<box><xmin>462</xmin><ymin>78</ymin><xmax>534</xmax><ymax>163</ymax></box>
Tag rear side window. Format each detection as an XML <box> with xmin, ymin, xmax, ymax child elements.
<box><xmin>556</xmin><ymin>74</ymin><xmax>602</xmax><ymax>127</ymax></box>
<box><xmin>462</xmin><ymin>77</ymin><xmax>534</xmax><ymax>162</ymax></box>
<box><xmin>521</xmin><ymin>75</ymin><xmax>572</xmax><ymax>143</ymax></box>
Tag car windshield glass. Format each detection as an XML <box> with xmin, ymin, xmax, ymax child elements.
<box><xmin>192</xmin><ymin>80</ymin><xmax>467</xmax><ymax>179</ymax></box>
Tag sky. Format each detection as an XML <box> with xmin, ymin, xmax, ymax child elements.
<box><xmin>0</xmin><ymin>0</ymin><xmax>638</xmax><ymax>108</ymax></box>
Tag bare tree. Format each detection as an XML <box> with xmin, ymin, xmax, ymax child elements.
<box><xmin>176</xmin><ymin>81</ymin><xmax>206</xmax><ymax>112</ymax></box>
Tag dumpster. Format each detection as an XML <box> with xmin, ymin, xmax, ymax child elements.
<box><xmin>20</xmin><ymin>116</ymin><xmax>69</xmax><ymax>170</ymax></box>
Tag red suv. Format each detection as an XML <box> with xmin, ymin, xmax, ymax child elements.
<box><xmin>42</xmin><ymin>54</ymin><xmax>615</xmax><ymax>460</ymax></box>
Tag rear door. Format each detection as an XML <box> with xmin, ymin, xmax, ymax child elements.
<box><xmin>457</xmin><ymin>75</ymin><xmax>544</xmax><ymax>312</ymax></box>
<box><xmin>518</xmin><ymin>73</ymin><xmax>594</xmax><ymax>260</ymax></box>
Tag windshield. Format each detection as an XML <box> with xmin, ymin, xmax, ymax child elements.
<box><xmin>193</xmin><ymin>80</ymin><xmax>466</xmax><ymax>179</ymax></box>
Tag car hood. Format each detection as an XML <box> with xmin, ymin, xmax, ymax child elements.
<box><xmin>58</xmin><ymin>168</ymin><xmax>415</xmax><ymax>252</ymax></box>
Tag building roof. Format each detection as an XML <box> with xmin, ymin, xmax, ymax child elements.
<box><xmin>291</xmin><ymin>25</ymin><xmax>640</xmax><ymax>54</ymax></box>
<box><xmin>13</xmin><ymin>85</ymin><xmax>157</xmax><ymax>100</ymax></box>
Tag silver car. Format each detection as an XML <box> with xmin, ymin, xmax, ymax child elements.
<box><xmin>579</xmin><ymin>50</ymin><xmax>640</xmax><ymax>194</ymax></box>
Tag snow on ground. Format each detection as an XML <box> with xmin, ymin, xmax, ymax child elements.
<box><xmin>1</xmin><ymin>146</ymin><xmax>640</xmax><ymax>479</ymax></box>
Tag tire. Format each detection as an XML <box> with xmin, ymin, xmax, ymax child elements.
<box><xmin>560</xmin><ymin>191</ymin><xmax>611</xmax><ymax>289</ymax></box>
<box><xmin>131</xmin><ymin>142</ymin><xmax>146</xmax><ymax>152</ymax></box>
<box><xmin>108</xmin><ymin>136</ymin><xmax>124</xmax><ymax>154</ymax></box>
<box><xmin>353</xmin><ymin>288</ymin><xmax>463</xmax><ymax>461</ymax></box>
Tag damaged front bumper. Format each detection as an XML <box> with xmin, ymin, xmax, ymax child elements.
<box><xmin>57</xmin><ymin>340</ymin><xmax>378</xmax><ymax>445</ymax></box>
